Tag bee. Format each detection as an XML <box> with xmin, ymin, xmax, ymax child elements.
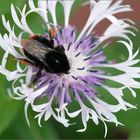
<box><xmin>20</xmin><ymin>28</ymin><xmax>70</xmax><ymax>84</ymax></box>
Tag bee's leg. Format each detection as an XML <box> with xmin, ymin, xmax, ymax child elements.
<box><xmin>50</xmin><ymin>38</ymin><xmax>54</xmax><ymax>47</ymax></box>
<box><xmin>31</xmin><ymin>66</ymin><xmax>43</xmax><ymax>86</ymax></box>
<box><xmin>49</xmin><ymin>28</ymin><xmax>56</xmax><ymax>48</ymax></box>
<box><xmin>20</xmin><ymin>59</ymin><xmax>33</xmax><ymax>65</ymax></box>
<box><xmin>49</xmin><ymin>28</ymin><xmax>56</xmax><ymax>38</ymax></box>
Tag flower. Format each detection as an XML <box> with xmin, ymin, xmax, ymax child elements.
<box><xmin>0</xmin><ymin>0</ymin><xmax>139</xmax><ymax>137</ymax></box>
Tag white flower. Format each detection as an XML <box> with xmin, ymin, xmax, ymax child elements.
<box><xmin>0</xmin><ymin>0</ymin><xmax>139</xmax><ymax>137</ymax></box>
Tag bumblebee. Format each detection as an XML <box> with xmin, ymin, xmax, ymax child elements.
<box><xmin>20</xmin><ymin>28</ymin><xmax>70</xmax><ymax>83</ymax></box>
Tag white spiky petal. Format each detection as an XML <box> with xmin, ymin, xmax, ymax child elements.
<box><xmin>0</xmin><ymin>0</ymin><xmax>139</xmax><ymax>137</ymax></box>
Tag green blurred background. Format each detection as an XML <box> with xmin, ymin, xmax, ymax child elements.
<box><xmin>0</xmin><ymin>0</ymin><xmax>140</xmax><ymax>139</ymax></box>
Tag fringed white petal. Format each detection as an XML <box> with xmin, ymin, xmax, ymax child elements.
<box><xmin>0</xmin><ymin>0</ymin><xmax>139</xmax><ymax>137</ymax></box>
<box><xmin>33</xmin><ymin>102</ymin><xmax>70</xmax><ymax>127</ymax></box>
<box><xmin>77</xmin><ymin>108</ymin><xmax>88</xmax><ymax>132</ymax></box>
<box><xmin>47</xmin><ymin>0</ymin><xmax>58</xmax><ymax>26</ymax></box>
<box><xmin>77</xmin><ymin>0</ymin><xmax>132</xmax><ymax>42</ymax></box>
<box><xmin>0</xmin><ymin>33</ymin><xmax>23</xmax><ymax>58</ymax></box>
<box><xmin>2</xmin><ymin>15</ymin><xmax>17</xmax><ymax>40</ymax></box>
<box><xmin>1</xmin><ymin>51</ymin><xmax>9</xmax><ymax>68</ymax></box>
<box><xmin>28</xmin><ymin>84</ymin><xmax>49</xmax><ymax>100</ymax></box>
<box><xmin>100</xmin><ymin>19</ymin><xmax>136</xmax><ymax>46</ymax></box>
<box><xmin>65</xmin><ymin>107</ymin><xmax>82</xmax><ymax>118</ymax></box>
<box><xmin>35</xmin><ymin>111</ymin><xmax>45</xmax><ymax>127</ymax></box>
<box><xmin>11</xmin><ymin>4</ymin><xmax>33</xmax><ymax>34</ymax></box>
<box><xmin>59</xmin><ymin>0</ymin><xmax>74</xmax><ymax>27</ymax></box>
<box><xmin>37</xmin><ymin>1</ymin><xmax>48</xmax><ymax>23</ymax></box>
<box><xmin>56</xmin><ymin>109</ymin><xmax>70</xmax><ymax>127</ymax></box>
<box><xmin>0</xmin><ymin>66</ymin><xmax>21</xmax><ymax>81</ymax></box>
<box><xmin>28</xmin><ymin>0</ymin><xmax>49</xmax><ymax>29</ymax></box>
<box><xmin>101</xmin><ymin>86</ymin><xmax>136</xmax><ymax>111</ymax></box>
<box><xmin>24</xmin><ymin>100</ymin><xmax>30</xmax><ymax>126</ymax></box>
<box><xmin>85</xmin><ymin>94</ymin><xmax>122</xmax><ymax>126</ymax></box>
<box><xmin>92</xmin><ymin>41</ymin><xmax>140</xmax><ymax>89</ymax></box>
<box><xmin>25</xmin><ymin>66</ymin><xmax>32</xmax><ymax>86</ymax></box>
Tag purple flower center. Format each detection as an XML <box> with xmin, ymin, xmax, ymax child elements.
<box><xmin>30</xmin><ymin>26</ymin><xmax>106</xmax><ymax>104</ymax></box>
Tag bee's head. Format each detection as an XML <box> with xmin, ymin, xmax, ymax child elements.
<box><xmin>45</xmin><ymin>49</ymin><xmax>70</xmax><ymax>74</ymax></box>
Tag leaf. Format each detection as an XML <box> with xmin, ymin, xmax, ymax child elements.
<box><xmin>0</xmin><ymin>76</ymin><xmax>22</xmax><ymax>135</ymax></box>
<box><xmin>28</xmin><ymin>110</ymin><xmax>58</xmax><ymax>139</ymax></box>
<box><xmin>0</xmin><ymin>0</ymin><xmax>25</xmax><ymax>15</ymax></box>
<box><xmin>0</xmin><ymin>106</ymin><xmax>58</xmax><ymax>139</ymax></box>
<box><xmin>0</xmin><ymin>99</ymin><xmax>22</xmax><ymax>135</ymax></box>
<box><xmin>129</xmin><ymin>120</ymin><xmax>140</xmax><ymax>139</ymax></box>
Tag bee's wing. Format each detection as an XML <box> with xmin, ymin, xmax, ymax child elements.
<box><xmin>21</xmin><ymin>39</ymin><xmax>52</xmax><ymax>63</ymax></box>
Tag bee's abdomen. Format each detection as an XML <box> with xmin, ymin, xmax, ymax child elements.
<box><xmin>23</xmin><ymin>50</ymin><xmax>44</xmax><ymax>67</ymax></box>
